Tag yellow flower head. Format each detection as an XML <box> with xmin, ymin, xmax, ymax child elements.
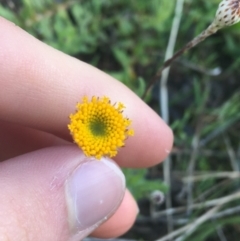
<box><xmin>68</xmin><ymin>96</ymin><xmax>134</xmax><ymax>159</ymax></box>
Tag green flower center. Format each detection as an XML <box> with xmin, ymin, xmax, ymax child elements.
<box><xmin>89</xmin><ymin>119</ymin><xmax>107</xmax><ymax>136</ymax></box>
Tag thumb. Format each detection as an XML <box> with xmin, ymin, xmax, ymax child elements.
<box><xmin>0</xmin><ymin>145</ymin><xmax>125</xmax><ymax>241</ymax></box>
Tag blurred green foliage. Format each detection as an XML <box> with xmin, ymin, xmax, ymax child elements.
<box><xmin>0</xmin><ymin>0</ymin><xmax>174</xmax><ymax>96</ymax></box>
<box><xmin>123</xmin><ymin>168</ymin><xmax>168</xmax><ymax>200</ymax></box>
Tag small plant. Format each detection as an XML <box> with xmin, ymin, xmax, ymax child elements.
<box><xmin>1</xmin><ymin>1</ymin><xmax>240</xmax><ymax>240</ymax></box>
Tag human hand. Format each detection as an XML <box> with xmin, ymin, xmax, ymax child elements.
<box><xmin>0</xmin><ymin>17</ymin><xmax>173</xmax><ymax>241</ymax></box>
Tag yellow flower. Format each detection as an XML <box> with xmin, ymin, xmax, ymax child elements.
<box><xmin>68</xmin><ymin>96</ymin><xmax>134</xmax><ymax>159</ymax></box>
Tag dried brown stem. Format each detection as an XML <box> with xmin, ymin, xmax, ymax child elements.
<box><xmin>142</xmin><ymin>22</ymin><xmax>219</xmax><ymax>99</ymax></box>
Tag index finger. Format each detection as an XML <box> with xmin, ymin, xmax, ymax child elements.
<box><xmin>0</xmin><ymin>17</ymin><xmax>173</xmax><ymax>167</ymax></box>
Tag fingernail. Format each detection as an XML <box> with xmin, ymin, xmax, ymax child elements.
<box><xmin>65</xmin><ymin>157</ymin><xmax>125</xmax><ymax>235</ymax></box>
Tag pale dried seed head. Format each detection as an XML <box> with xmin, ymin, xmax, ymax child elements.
<box><xmin>214</xmin><ymin>0</ymin><xmax>240</xmax><ymax>28</ymax></box>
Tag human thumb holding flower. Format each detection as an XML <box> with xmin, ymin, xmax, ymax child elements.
<box><xmin>0</xmin><ymin>17</ymin><xmax>173</xmax><ymax>241</ymax></box>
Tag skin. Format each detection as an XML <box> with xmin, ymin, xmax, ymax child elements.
<box><xmin>0</xmin><ymin>17</ymin><xmax>173</xmax><ymax>240</ymax></box>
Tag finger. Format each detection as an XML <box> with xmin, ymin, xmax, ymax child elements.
<box><xmin>0</xmin><ymin>17</ymin><xmax>173</xmax><ymax>167</ymax></box>
<box><xmin>92</xmin><ymin>189</ymin><xmax>138</xmax><ymax>238</ymax></box>
<box><xmin>0</xmin><ymin>120</ymin><xmax>69</xmax><ymax>161</ymax></box>
<box><xmin>0</xmin><ymin>145</ymin><xmax>136</xmax><ymax>240</ymax></box>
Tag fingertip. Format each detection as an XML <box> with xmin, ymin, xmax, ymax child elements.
<box><xmin>115</xmin><ymin>107</ymin><xmax>174</xmax><ymax>167</ymax></box>
<box><xmin>91</xmin><ymin>189</ymin><xmax>138</xmax><ymax>238</ymax></box>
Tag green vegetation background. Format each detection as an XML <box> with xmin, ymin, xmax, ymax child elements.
<box><xmin>1</xmin><ymin>0</ymin><xmax>240</xmax><ymax>240</ymax></box>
